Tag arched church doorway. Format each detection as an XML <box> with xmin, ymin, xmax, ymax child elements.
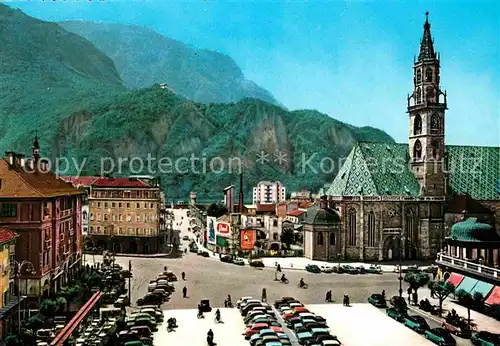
<box><xmin>382</xmin><ymin>236</ymin><xmax>401</xmax><ymax>261</ymax></box>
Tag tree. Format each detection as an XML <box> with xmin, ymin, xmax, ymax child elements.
<box><xmin>280</xmin><ymin>229</ymin><xmax>295</xmax><ymax>248</ymax></box>
<box><xmin>206</xmin><ymin>203</ymin><xmax>227</xmax><ymax>217</ymax></box>
<box><xmin>5</xmin><ymin>334</ymin><xmax>21</xmax><ymax>346</ymax></box>
<box><xmin>25</xmin><ymin>314</ymin><xmax>44</xmax><ymax>332</ymax></box>
<box><xmin>55</xmin><ymin>297</ymin><xmax>67</xmax><ymax>314</ymax></box>
<box><xmin>404</xmin><ymin>271</ymin><xmax>430</xmax><ymax>302</ymax></box>
<box><xmin>40</xmin><ymin>299</ymin><xmax>57</xmax><ymax>318</ymax></box>
<box><xmin>455</xmin><ymin>289</ymin><xmax>472</xmax><ymax>328</ymax></box>
<box><xmin>428</xmin><ymin>280</ymin><xmax>455</xmax><ymax>315</ymax></box>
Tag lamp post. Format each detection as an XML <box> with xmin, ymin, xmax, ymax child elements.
<box><xmin>10</xmin><ymin>260</ymin><xmax>36</xmax><ymax>334</ymax></box>
<box><xmin>397</xmin><ymin>232</ymin><xmax>405</xmax><ymax>298</ymax></box>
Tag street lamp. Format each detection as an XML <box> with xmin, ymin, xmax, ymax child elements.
<box><xmin>10</xmin><ymin>260</ymin><xmax>36</xmax><ymax>334</ymax></box>
<box><xmin>397</xmin><ymin>232</ymin><xmax>406</xmax><ymax>297</ymax></box>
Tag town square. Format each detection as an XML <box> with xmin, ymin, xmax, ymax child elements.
<box><xmin>0</xmin><ymin>2</ymin><xmax>499</xmax><ymax>346</ymax></box>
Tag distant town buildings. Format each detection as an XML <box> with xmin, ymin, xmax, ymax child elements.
<box><xmin>223</xmin><ymin>186</ymin><xmax>235</xmax><ymax>213</ymax></box>
<box><xmin>252</xmin><ymin>181</ymin><xmax>286</xmax><ymax>205</ymax></box>
<box><xmin>0</xmin><ymin>227</ymin><xmax>18</xmax><ymax>339</ymax></box>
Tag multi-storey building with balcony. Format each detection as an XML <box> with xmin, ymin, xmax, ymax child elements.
<box><xmin>85</xmin><ymin>177</ymin><xmax>162</xmax><ymax>254</ymax></box>
<box><xmin>0</xmin><ymin>138</ymin><xmax>83</xmax><ymax>301</ymax></box>
<box><xmin>252</xmin><ymin>181</ymin><xmax>286</xmax><ymax>206</ymax></box>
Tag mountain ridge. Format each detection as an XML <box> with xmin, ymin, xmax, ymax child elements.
<box><xmin>0</xmin><ymin>4</ymin><xmax>394</xmax><ymax>199</ymax></box>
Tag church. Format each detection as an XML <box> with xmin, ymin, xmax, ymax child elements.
<box><xmin>307</xmin><ymin>13</ymin><xmax>499</xmax><ymax>263</ymax></box>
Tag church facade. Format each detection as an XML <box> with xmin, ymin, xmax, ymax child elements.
<box><xmin>323</xmin><ymin>13</ymin><xmax>500</xmax><ymax>262</ymax></box>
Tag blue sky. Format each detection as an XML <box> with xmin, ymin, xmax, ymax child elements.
<box><xmin>7</xmin><ymin>0</ymin><xmax>499</xmax><ymax>146</ymax></box>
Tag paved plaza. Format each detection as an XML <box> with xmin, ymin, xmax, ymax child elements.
<box><xmin>154</xmin><ymin>308</ymin><xmax>248</xmax><ymax>346</ymax></box>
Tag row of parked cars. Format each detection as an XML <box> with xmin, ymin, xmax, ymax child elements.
<box><xmin>274</xmin><ymin>297</ymin><xmax>340</xmax><ymax>346</ymax></box>
<box><xmin>367</xmin><ymin>293</ymin><xmax>500</xmax><ymax>346</ymax></box>
<box><xmin>136</xmin><ymin>270</ymin><xmax>177</xmax><ymax>306</ymax></box>
<box><xmin>305</xmin><ymin>264</ymin><xmax>382</xmax><ymax>274</ymax></box>
<box><xmin>119</xmin><ymin>305</ymin><xmax>164</xmax><ymax>346</ymax></box>
<box><xmin>236</xmin><ymin>296</ymin><xmax>289</xmax><ymax>346</ymax></box>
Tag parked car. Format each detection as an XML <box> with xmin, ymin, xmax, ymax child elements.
<box><xmin>220</xmin><ymin>255</ymin><xmax>233</xmax><ymax>263</ymax></box>
<box><xmin>233</xmin><ymin>258</ymin><xmax>245</xmax><ymax>266</ymax></box>
<box><xmin>386</xmin><ymin>307</ymin><xmax>407</xmax><ymax>322</ymax></box>
<box><xmin>189</xmin><ymin>246</ymin><xmax>198</xmax><ymax>253</ymax></box>
<box><xmin>320</xmin><ymin>266</ymin><xmax>334</xmax><ymax>273</ymax></box>
<box><xmin>424</xmin><ymin>328</ymin><xmax>456</xmax><ymax>345</ymax></box>
<box><xmin>338</xmin><ymin>265</ymin><xmax>358</xmax><ymax>274</ymax></box>
<box><xmin>296</xmin><ymin>331</ymin><xmax>314</xmax><ymax>345</ymax></box>
<box><xmin>305</xmin><ymin>264</ymin><xmax>321</xmax><ymax>273</ymax></box>
<box><xmin>402</xmin><ymin>265</ymin><xmax>422</xmax><ymax>274</ymax></box>
<box><xmin>245</xmin><ymin>323</ymin><xmax>271</xmax><ymax>339</ymax></box>
<box><xmin>365</xmin><ymin>265</ymin><xmax>383</xmax><ymax>274</ymax></box>
<box><xmin>274</xmin><ymin>297</ymin><xmax>297</xmax><ymax>308</ymax></box>
<box><xmin>442</xmin><ymin>319</ymin><xmax>472</xmax><ymax>338</ymax></box>
<box><xmin>367</xmin><ymin>294</ymin><xmax>387</xmax><ymax>308</ymax></box>
<box><xmin>404</xmin><ymin>315</ymin><xmax>430</xmax><ymax>333</ymax></box>
<box><xmin>182</xmin><ymin>235</ymin><xmax>189</xmax><ymax>240</ymax></box>
<box><xmin>250</xmin><ymin>260</ymin><xmax>265</xmax><ymax>268</ymax></box>
<box><xmin>471</xmin><ymin>331</ymin><xmax>500</xmax><ymax>346</ymax></box>
<box><xmin>136</xmin><ymin>294</ymin><xmax>163</xmax><ymax>306</ymax></box>
<box><xmin>197</xmin><ymin>250</ymin><xmax>210</xmax><ymax>257</ymax></box>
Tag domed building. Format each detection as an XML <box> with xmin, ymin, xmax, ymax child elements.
<box><xmin>303</xmin><ymin>205</ymin><xmax>341</xmax><ymax>261</ymax></box>
<box><xmin>444</xmin><ymin>218</ymin><xmax>500</xmax><ymax>267</ymax></box>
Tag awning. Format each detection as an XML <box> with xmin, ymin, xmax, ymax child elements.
<box><xmin>456</xmin><ymin>276</ymin><xmax>479</xmax><ymax>293</ymax></box>
<box><xmin>216</xmin><ymin>236</ymin><xmax>227</xmax><ymax>247</ymax></box>
<box><xmin>446</xmin><ymin>273</ymin><xmax>464</xmax><ymax>287</ymax></box>
<box><xmin>485</xmin><ymin>286</ymin><xmax>500</xmax><ymax>306</ymax></box>
<box><xmin>0</xmin><ymin>297</ymin><xmax>25</xmax><ymax>320</ymax></box>
<box><xmin>471</xmin><ymin>281</ymin><xmax>494</xmax><ymax>298</ymax></box>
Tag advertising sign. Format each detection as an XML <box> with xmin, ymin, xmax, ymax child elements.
<box><xmin>207</xmin><ymin>216</ymin><xmax>217</xmax><ymax>245</ymax></box>
<box><xmin>216</xmin><ymin>222</ymin><xmax>231</xmax><ymax>237</ymax></box>
<box><xmin>240</xmin><ymin>229</ymin><xmax>256</xmax><ymax>251</ymax></box>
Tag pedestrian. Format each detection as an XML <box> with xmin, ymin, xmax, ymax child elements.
<box><xmin>407</xmin><ymin>287</ymin><xmax>412</xmax><ymax>303</ymax></box>
<box><xmin>183</xmin><ymin>286</ymin><xmax>187</xmax><ymax>298</ymax></box>
<box><xmin>182</xmin><ymin>271</ymin><xmax>186</xmax><ymax>280</ymax></box>
<box><xmin>207</xmin><ymin>329</ymin><xmax>215</xmax><ymax>346</ymax></box>
<box><xmin>381</xmin><ymin>290</ymin><xmax>386</xmax><ymax>300</ymax></box>
<box><xmin>277</xmin><ymin>264</ymin><xmax>281</xmax><ymax>272</ymax></box>
<box><xmin>430</xmin><ymin>286</ymin><xmax>435</xmax><ymax>298</ymax></box>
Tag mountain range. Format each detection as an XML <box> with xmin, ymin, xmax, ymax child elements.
<box><xmin>0</xmin><ymin>4</ymin><xmax>393</xmax><ymax>200</ymax></box>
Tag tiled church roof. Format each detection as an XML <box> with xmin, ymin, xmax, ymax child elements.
<box><xmin>326</xmin><ymin>142</ymin><xmax>499</xmax><ymax>200</ymax></box>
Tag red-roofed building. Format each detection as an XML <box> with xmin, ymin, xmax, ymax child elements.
<box><xmin>0</xmin><ymin>138</ymin><xmax>84</xmax><ymax>302</ymax></box>
<box><xmin>85</xmin><ymin>176</ymin><xmax>164</xmax><ymax>254</ymax></box>
<box><xmin>285</xmin><ymin>209</ymin><xmax>306</xmax><ymax>224</ymax></box>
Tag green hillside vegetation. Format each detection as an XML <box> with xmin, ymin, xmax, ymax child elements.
<box><xmin>0</xmin><ymin>4</ymin><xmax>394</xmax><ymax>200</ymax></box>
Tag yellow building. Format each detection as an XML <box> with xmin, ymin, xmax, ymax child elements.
<box><xmin>0</xmin><ymin>227</ymin><xmax>18</xmax><ymax>338</ymax></box>
<box><xmin>86</xmin><ymin>177</ymin><xmax>162</xmax><ymax>254</ymax></box>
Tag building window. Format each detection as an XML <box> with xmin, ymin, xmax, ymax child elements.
<box><xmin>0</xmin><ymin>203</ymin><xmax>17</xmax><ymax>217</ymax></box>
<box><xmin>432</xmin><ymin>142</ymin><xmax>438</xmax><ymax>159</ymax></box>
<box><xmin>317</xmin><ymin>232</ymin><xmax>324</xmax><ymax>245</ymax></box>
<box><xmin>406</xmin><ymin>209</ymin><xmax>414</xmax><ymax>243</ymax></box>
<box><xmin>348</xmin><ymin>209</ymin><xmax>357</xmax><ymax>246</ymax></box>
<box><xmin>150</xmin><ymin>203</ymin><xmax>154</xmax><ymax>209</ymax></box>
<box><xmin>112</xmin><ymin>202</ymin><xmax>115</xmax><ymax>208</ymax></box>
<box><xmin>90</xmin><ymin>213</ymin><xmax>94</xmax><ymax>221</ymax></box>
<box><xmin>97</xmin><ymin>202</ymin><xmax>101</xmax><ymax>208</ymax></box>
<box><xmin>329</xmin><ymin>233</ymin><xmax>336</xmax><ymax>246</ymax></box>
<box><xmin>415</xmin><ymin>87</ymin><xmax>422</xmax><ymax>104</ymax></box>
<box><xmin>430</xmin><ymin>113</ymin><xmax>440</xmax><ymax>134</ymax></box>
<box><xmin>416</xmin><ymin>69</ymin><xmax>421</xmax><ymax>83</ymax></box>
<box><xmin>144</xmin><ymin>203</ymin><xmax>148</xmax><ymax>209</ymax></box>
<box><xmin>413</xmin><ymin>115</ymin><xmax>422</xmax><ymax>135</ymax></box>
<box><xmin>118</xmin><ymin>202</ymin><xmax>122</xmax><ymax>208</ymax></box>
<box><xmin>104</xmin><ymin>214</ymin><xmax>108</xmax><ymax>222</ymax></box>
<box><xmin>126</xmin><ymin>203</ymin><xmax>130</xmax><ymax>208</ymax></box>
<box><xmin>136</xmin><ymin>203</ymin><xmax>140</xmax><ymax>208</ymax></box>
<box><xmin>97</xmin><ymin>214</ymin><xmax>101</xmax><ymax>221</ymax></box>
<box><xmin>413</xmin><ymin>140</ymin><xmax>422</xmax><ymax>159</ymax></box>
<box><xmin>273</xmin><ymin>219</ymin><xmax>278</xmax><ymax>227</ymax></box>
<box><xmin>119</xmin><ymin>214</ymin><xmax>123</xmax><ymax>221</ymax></box>
<box><xmin>136</xmin><ymin>215</ymin><xmax>140</xmax><ymax>222</ymax></box>
<box><xmin>104</xmin><ymin>202</ymin><xmax>108</xmax><ymax>208</ymax></box>
<box><xmin>367</xmin><ymin>211</ymin><xmax>376</xmax><ymax>247</ymax></box>
<box><xmin>425</xmin><ymin>67</ymin><xmax>433</xmax><ymax>82</ymax></box>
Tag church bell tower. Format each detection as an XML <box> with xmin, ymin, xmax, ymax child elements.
<box><xmin>408</xmin><ymin>12</ymin><xmax>447</xmax><ymax>196</ymax></box>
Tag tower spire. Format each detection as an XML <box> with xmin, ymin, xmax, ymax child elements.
<box><xmin>33</xmin><ymin>131</ymin><xmax>40</xmax><ymax>162</ymax></box>
<box><xmin>418</xmin><ymin>11</ymin><xmax>435</xmax><ymax>61</ymax></box>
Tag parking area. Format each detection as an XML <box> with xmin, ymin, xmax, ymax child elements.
<box><xmin>153</xmin><ymin>308</ymin><xmax>248</xmax><ymax>346</ymax></box>
<box><xmin>308</xmin><ymin>304</ymin><xmax>434</xmax><ymax>346</ymax></box>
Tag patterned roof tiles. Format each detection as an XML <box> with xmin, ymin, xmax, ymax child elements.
<box><xmin>326</xmin><ymin>142</ymin><xmax>499</xmax><ymax>200</ymax></box>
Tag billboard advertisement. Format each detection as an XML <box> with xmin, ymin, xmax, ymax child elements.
<box><xmin>207</xmin><ymin>216</ymin><xmax>217</xmax><ymax>245</ymax></box>
<box><xmin>216</xmin><ymin>222</ymin><xmax>231</xmax><ymax>237</ymax></box>
<box><xmin>240</xmin><ymin>229</ymin><xmax>256</xmax><ymax>251</ymax></box>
